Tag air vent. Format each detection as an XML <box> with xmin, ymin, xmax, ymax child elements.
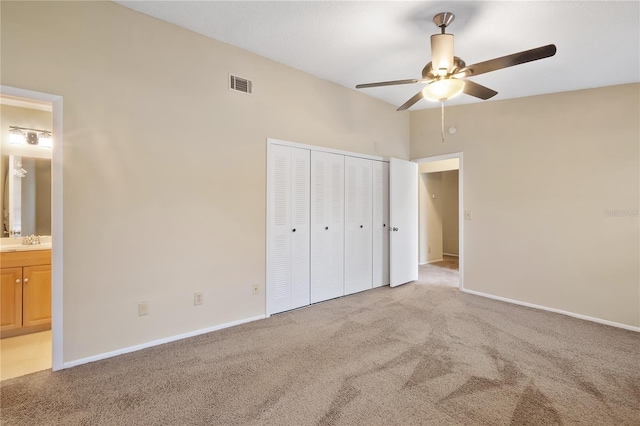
<box><xmin>229</xmin><ymin>75</ymin><xmax>253</xmax><ymax>95</ymax></box>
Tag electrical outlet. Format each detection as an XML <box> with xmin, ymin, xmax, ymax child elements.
<box><xmin>194</xmin><ymin>292</ymin><xmax>204</xmax><ymax>306</ymax></box>
<box><xmin>138</xmin><ymin>301</ymin><xmax>148</xmax><ymax>316</ymax></box>
<box><xmin>252</xmin><ymin>284</ymin><xmax>260</xmax><ymax>295</ymax></box>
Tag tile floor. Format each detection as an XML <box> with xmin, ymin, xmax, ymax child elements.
<box><xmin>1</xmin><ymin>331</ymin><xmax>52</xmax><ymax>381</ymax></box>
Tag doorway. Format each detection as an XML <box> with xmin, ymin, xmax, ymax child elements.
<box><xmin>0</xmin><ymin>86</ymin><xmax>63</xmax><ymax>378</ymax></box>
<box><xmin>414</xmin><ymin>153</ymin><xmax>464</xmax><ymax>289</ymax></box>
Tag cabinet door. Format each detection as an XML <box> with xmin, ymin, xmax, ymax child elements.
<box><xmin>267</xmin><ymin>144</ymin><xmax>310</xmax><ymax>315</ymax></box>
<box><xmin>23</xmin><ymin>265</ymin><xmax>52</xmax><ymax>327</ymax></box>
<box><xmin>372</xmin><ymin>161</ymin><xmax>390</xmax><ymax>288</ymax></box>
<box><xmin>1</xmin><ymin>267</ymin><xmax>23</xmax><ymax>331</ymax></box>
<box><xmin>344</xmin><ymin>156</ymin><xmax>373</xmax><ymax>295</ymax></box>
<box><xmin>311</xmin><ymin>151</ymin><xmax>344</xmax><ymax>303</ymax></box>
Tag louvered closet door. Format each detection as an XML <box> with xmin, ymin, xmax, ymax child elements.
<box><xmin>372</xmin><ymin>161</ymin><xmax>390</xmax><ymax>288</ymax></box>
<box><xmin>311</xmin><ymin>151</ymin><xmax>345</xmax><ymax>303</ymax></box>
<box><xmin>267</xmin><ymin>145</ymin><xmax>310</xmax><ymax>315</ymax></box>
<box><xmin>344</xmin><ymin>156</ymin><xmax>373</xmax><ymax>295</ymax></box>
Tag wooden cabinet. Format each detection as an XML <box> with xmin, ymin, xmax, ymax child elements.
<box><xmin>1</xmin><ymin>267</ymin><xmax>23</xmax><ymax>331</ymax></box>
<box><xmin>23</xmin><ymin>265</ymin><xmax>52</xmax><ymax>327</ymax></box>
<box><xmin>0</xmin><ymin>249</ymin><xmax>51</xmax><ymax>337</ymax></box>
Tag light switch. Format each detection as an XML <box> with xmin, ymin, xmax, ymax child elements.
<box><xmin>464</xmin><ymin>210</ymin><xmax>472</xmax><ymax>220</ymax></box>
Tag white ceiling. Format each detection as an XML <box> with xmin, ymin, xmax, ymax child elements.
<box><xmin>115</xmin><ymin>1</ymin><xmax>639</xmax><ymax>110</ymax></box>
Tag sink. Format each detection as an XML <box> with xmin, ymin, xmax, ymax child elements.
<box><xmin>0</xmin><ymin>237</ymin><xmax>52</xmax><ymax>252</ymax></box>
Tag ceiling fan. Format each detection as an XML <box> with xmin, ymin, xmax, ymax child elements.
<box><xmin>355</xmin><ymin>12</ymin><xmax>557</xmax><ymax>111</ymax></box>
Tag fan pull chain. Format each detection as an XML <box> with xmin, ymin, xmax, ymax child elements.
<box><xmin>441</xmin><ymin>100</ymin><xmax>445</xmax><ymax>143</ymax></box>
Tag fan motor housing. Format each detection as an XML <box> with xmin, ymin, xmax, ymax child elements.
<box><xmin>422</xmin><ymin>57</ymin><xmax>466</xmax><ymax>79</ymax></box>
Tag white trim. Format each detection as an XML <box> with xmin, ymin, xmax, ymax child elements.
<box><xmin>427</xmin><ymin>258</ymin><xmax>444</xmax><ymax>264</ymax></box>
<box><xmin>265</xmin><ymin>141</ymin><xmax>274</xmax><ymax>316</ymax></box>
<box><xmin>461</xmin><ymin>288</ymin><xmax>640</xmax><ymax>332</ymax></box>
<box><xmin>0</xmin><ymin>95</ymin><xmax>52</xmax><ymax>112</ymax></box>
<box><xmin>1</xmin><ymin>85</ymin><xmax>64</xmax><ymax>371</ymax></box>
<box><xmin>412</xmin><ymin>152</ymin><xmax>464</xmax><ymax>290</ymax></box>
<box><xmin>267</xmin><ymin>138</ymin><xmax>388</xmax><ymax>162</ymax></box>
<box><xmin>414</xmin><ymin>152</ymin><xmax>462</xmax><ymax>164</ymax></box>
<box><xmin>443</xmin><ymin>253</ymin><xmax>459</xmax><ymax>257</ymax></box>
<box><xmin>63</xmin><ymin>315</ymin><xmax>267</xmax><ymax>369</ymax></box>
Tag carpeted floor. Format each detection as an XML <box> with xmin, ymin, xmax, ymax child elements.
<box><xmin>1</xmin><ymin>263</ymin><xmax>639</xmax><ymax>425</ymax></box>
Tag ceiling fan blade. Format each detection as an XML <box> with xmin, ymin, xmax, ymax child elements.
<box><xmin>356</xmin><ymin>78</ymin><xmax>422</xmax><ymax>89</ymax></box>
<box><xmin>456</xmin><ymin>44</ymin><xmax>557</xmax><ymax>78</ymax></box>
<box><xmin>396</xmin><ymin>90</ymin><xmax>424</xmax><ymax>111</ymax></box>
<box><xmin>462</xmin><ymin>80</ymin><xmax>498</xmax><ymax>100</ymax></box>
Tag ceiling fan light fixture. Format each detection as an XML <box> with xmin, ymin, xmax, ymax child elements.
<box><xmin>422</xmin><ymin>79</ymin><xmax>465</xmax><ymax>102</ymax></box>
<box><xmin>430</xmin><ymin>34</ymin><xmax>454</xmax><ymax>75</ymax></box>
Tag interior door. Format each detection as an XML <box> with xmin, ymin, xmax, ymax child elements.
<box><xmin>372</xmin><ymin>161</ymin><xmax>389</xmax><ymax>288</ymax></box>
<box><xmin>289</xmin><ymin>148</ymin><xmax>311</xmax><ymax>309</ymax></box>
<box><xmin>267</xmin><ymin>144</ymin><xmax>310</xmax><ymax>315</ymax></box>
<box><xmin>310</xmin><ymin>151</ymin><xmax>344</xmax><ymax>303</ymax></box>
<box><xmin>344</xmin><ymin>156</ymin><xmax>373</xmax><ymax>295</ymax></box>
<box><xmin>389</xmin><ymin>158</ymin><xmax>418</xmax><ymax>287</ymax></box>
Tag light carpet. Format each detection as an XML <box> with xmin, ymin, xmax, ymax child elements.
<box><xmin>1</xmin><ymin>264</ymin><xmax>639</xmax><ymax>425</ymax></box>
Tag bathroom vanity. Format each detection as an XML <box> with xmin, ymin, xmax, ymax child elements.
<box><xmin>0</xmin><ymin>247</ymin><xmax>51</xmax><ymax>337</ymax></box>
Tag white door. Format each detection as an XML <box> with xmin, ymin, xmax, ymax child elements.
<box><xmin>344</xmin><ymin>156</ymin><xmax>373</xmax><ymax>295</ymax></box>
<box><xmin>310</xmin><ymin>151</ymin><xmax>344</xmax><ymax>303</ymax></box>
<box><xmin>372</xmin><ymin>161</ymin><xmax>390</xmax><ymax>288</ymax></box>
<box><xmin>389</xmin><ymin>158</ymin><xmax>418</xmax><ymax>287</ymax></box>
<box><xmin>267</xmin><ymin>145</ymin><xmax>311</xmax><ymax>314</ymax></box>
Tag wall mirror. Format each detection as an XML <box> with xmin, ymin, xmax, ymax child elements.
<box><xmin>1</xmin><ymin>154</ymin><xmax>51</xmax><ymax>237</ymax></box>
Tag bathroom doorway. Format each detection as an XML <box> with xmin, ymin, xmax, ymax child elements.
<box><xmin>0</xmin><ymin>86</ymin><xmax>63</xmax><ymax>379</ymax></box>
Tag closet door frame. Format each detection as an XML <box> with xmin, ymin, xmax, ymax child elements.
<box><xmin>266</xmin><ymin>138</ymin><xmax>389</xmax><ymax>317</ymax></box>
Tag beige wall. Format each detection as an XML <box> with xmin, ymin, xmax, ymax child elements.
<box><xmin>411</xmin><ymin>83</ymin><xmax>640</xmax><ymax>327</ymax></box>
<box><xmin>442</xmin><ymin>170</ymin><xmax>458</xmax><ymax>255</ymax></box>
<box><xmin>1</xmin><ymin>2</ymin><xmax>409</xmax><ymax>362</ymax></box>
<box><xmin>419</xmin><ymin>170</ymin><xmax>459</xmax><ymax>262</ymax></box>
<box><xmin>418</xmin><ymin>158</ymin><xmax>459</xmax><ymax>174</ymax></box>
<box><xmin>420</xmin><ymin>172</ymin><xmax>443</xmax><ymax>263</ymax></box>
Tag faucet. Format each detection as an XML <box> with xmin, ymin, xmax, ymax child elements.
<box><xmin>22</xmin><ymin>235</ymin><xmax>41</xmax><ymax>245</ymax></box>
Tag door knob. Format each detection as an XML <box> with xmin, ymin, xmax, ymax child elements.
<box><xmin>15</xmin><ymin>279</ymin><xmax>20</xmax><ymax>283</ymax></box>
<box><xmin>292</xmin><ymin>229</ymin><xmax>296</xmax><ymax>232</ymax></box>
<box><xmin>24</xmin><ymin>278</ymin><xmax>29</xmax><ymax>284</ymax></box>
<box><xmin>393</xmin><ymin>227</ymin><xmax>399</xmax><ymax>231</ymax></box>
<box><xmin>325</xmin><ymin>227</ymin><xmax>329</xmax><ymax>230</ymax></box>
<box><xmin>360</xmin><ymin>225</ymin><xmax>363</xmax><ymax>228</ymax></box>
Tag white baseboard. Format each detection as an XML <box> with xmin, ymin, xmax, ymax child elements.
<box><xmin>427</xmin><ymin>258</ymin><xmax>444</xmax><ymax>264</ymax></box>
<box><xmin>460</xmin><ymin>288</ymin><xmax>640</xmax><ymax>332</ymax></box>
<box><xmin>443</xmin><ymin>253</ymin><xmax>459</xmax><ymax>257</ymax></box>
<box><xmin>62</xmin><ymin>314</ymin><xmax>267</xmax><ymax>369</ymax></box>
